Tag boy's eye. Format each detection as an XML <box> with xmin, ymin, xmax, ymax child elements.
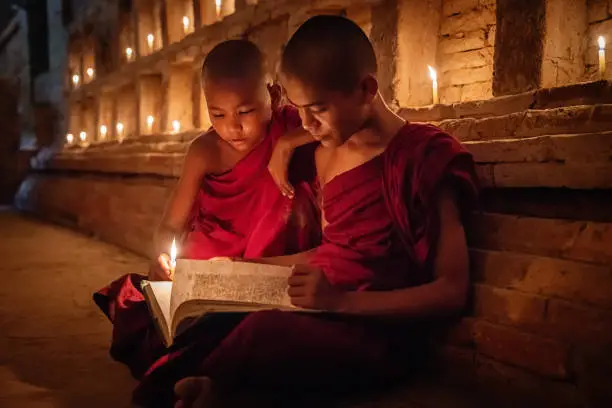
<box><xmin>211</xmin><ymin>113</ymin><xmax>225</xmax><ymax>118</ymax></box>
<box><xmin>310</xmin><ymin>105</ymin><xmax>327</xmax><ymax>114</ymax></box>
<box><xmin>238</xmin><ymin>108</ymin><xmax>256</xmax><ymax>115</ymax></box>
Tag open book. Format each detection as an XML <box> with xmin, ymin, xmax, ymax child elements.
<box><xmin>141</xmin><ymin>259</ymin><xmax>300</xmax><ymax>346</ymax></box>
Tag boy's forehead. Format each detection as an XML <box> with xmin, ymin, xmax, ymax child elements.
<box><xmin>283</xmin><ymin>77</ymin><xmax>334</xmax><ymax>106</ymax></box>
<box><xmin>204</xmin><ymin>76</ymin><xmax>265</xmax><ymax>101</ymax></box>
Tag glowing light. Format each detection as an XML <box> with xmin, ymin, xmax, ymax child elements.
<box><xmin>100</xmin><ymin>125</ymin><xmax>107</xmax><ymax>138</ymax></box>
<box><xmin>598</xmin><ymin>36</ymin><xmax>606</xmax><ymax>50</ymax></box>
<box><xmin>427</xmin><ymin>65</ymin><xmax>439</xmax><ymax>105</ymax></box>
<box><xmin>146</xmin><ymin>115</ymin><xmax>155</xmax><ymax>133</ymax></box>
<box><xmin>182</xmin><ymin>16</ymin><xmax>190</xmax><ymax>34</ymax></box>
<box><xmin>86</xmin><ymin>68</ymin><xmax>94</xmax><ymax>79</ymax></box>
<box><xmin>170</xmin><ymin>237</ymin><xmax>177</xmax><ymax>269</ymax></box>
<box><xmin>598</xmin><ymin>36</ymin><xmax>606</xmax><ymax>78</ymax></box>
<box><xmin>79</xmin><ymin>131</ymin><xmax>87</xmax><ymax>142</ymax></box>
<box><xmin>125</xmin><ymin>47</ymin><xmax>133</xmax><ymax>61</ymax></box>
<box><xmin>116</xmin><ymin>122</ymin><xmax>125</xmax><ymax>139</ymax></box>
<box><xmin>215</xmin><ymin>0</ymin><xmax>222</xmax><ymax>17</ymax></box>
<box><xmin>72</xmin><ymin>74</ymin><xmax>80</xmax><ymax>86</ymax></box>
<box><xmin>147</xmin><ymin>33</ymin><xmax>155</xmax><ymax>51</ymax></box>
<box><xmin>66</xmin><ymin>133</ymin><xmax>74</xmax><ymax>144</ymax></box>
<box><xmin>172</xmin><ymin>120</ymin><xmax>181</xmax><ymax>133</ymax></box>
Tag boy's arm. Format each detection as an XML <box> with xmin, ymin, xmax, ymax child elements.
<box><xmin>268</xmin><ymin>127</ymin><xmax>316</xmax><ymax>198</ymax></box>
<box><xmin>290</xmin><ymin>187</ymin><xmax>470</xmax><ymax>317</ymax></box>
<box><xmin>150</xmin><ymin>136</ymin><xmax>212</xmax><ymax>279</ymax></box>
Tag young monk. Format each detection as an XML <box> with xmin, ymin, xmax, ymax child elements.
<box><xmin>137</xmin><ymin>15</ymin><xmax>479</xmax><ymax>408</ymax></box>
<box><xmin>93</xmin><ymin>39</ymin><xmax>319</xmax><ymax>379</ymax></box>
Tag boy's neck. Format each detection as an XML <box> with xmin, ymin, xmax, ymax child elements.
<box><xmin>345</xmin><ymin>93</ymin><xmax>406</xmax><ymax>149</ymax></box>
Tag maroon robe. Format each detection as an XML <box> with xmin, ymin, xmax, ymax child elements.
<box><xmin>131</xmin><ymin>123</ymin><xmax>479</xmax><ymax>407</ymax></box>
<box><xmin>93</xmin><ymin>107</ymin><xmax>319</xmax><ymax>378</ymax></box>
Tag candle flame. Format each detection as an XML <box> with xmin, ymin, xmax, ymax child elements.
<box><xmin>100</xmin><ymin>125</ymin><xmax>107</xmax><ymax>138</ymax></box>
<box><xmin>147</xmin><ymin>34</ymin><xmax>154</xmax><ymax>47</ymax></box>
<box><xmin>86</xmin><ymin>68</ymin><xmax>94</xmax><ymax>78</ymax></box>
<box><xmin>215</xmin><ymin>0</ymin><xmax>222</xmax><ymax>16</ymax></box>
<box><xmin>66</xmin><ymin>133</ymin><xmax>74</xmax><ymax>143</ymax></box>
<box><xmin>116</xmin><ymin>122</ymin><xmax>124</xmax><ymax>135</ymax></box>
<box><xmin>170</xmin><ymin>238</ymin><xmax>177</xmax><ymax>268</ymax></box>
<box><xmin>72</xmin><ymin>74</ymin><xmax>80</xmax><ymax>85</ymax></box>
<box><xmin>172</xmin><ymin>120</ymin><xmax>181</xmax><ymax>133</ymax></box>
<box><xmin>79</xmin><ymin>131</ymin><xmax>87</xmax><ymax>142</ymax></box>
<box><xmin>427</xmin><ymin>65</ymin><xmax>437</xmax><ymax>81</ymax></box>
<box><xmin>125</xmin><ymin>47</ymin><xmax>133</xmax><ymax>60</ymax></box>
<box><xmin>598</xmin><ymin>36</ymin><xmax>606</xmax><ymax>50</ymax></box>
<box><xmin>147</xmin><ymin>115</ymin><xmax>155</xmax><ymax>126</ymax></box>
<box><xmin>183</xmin><ymin>16</ymin><xmax>190</xmax><ymax>31</ymax></box>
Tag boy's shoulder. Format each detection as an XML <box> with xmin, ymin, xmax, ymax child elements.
<box><xmin>185</xmin><ymin>129</ymin><xmax>223</xmax><ymax>173</ymax></box>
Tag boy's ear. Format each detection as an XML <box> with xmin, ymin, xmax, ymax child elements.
<box><xmin>267</xmin><ymin>83</ymin><xmax>282</xmax><ymax>110</ymax></box>
<box><xmin>360</xmin><ymin>74</ymin><xmax>378</xmax><ymax>103</ymax></box>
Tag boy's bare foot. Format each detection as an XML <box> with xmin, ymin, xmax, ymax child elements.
<box><xmin>174</xmin><ymin>377</ymin><xmax>213</xmax><ymax>408</ymax></box>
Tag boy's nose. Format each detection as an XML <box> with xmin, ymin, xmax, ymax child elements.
<box><xmin>300</xmin><ymin>110</ymin><xmax>319</xmax><ymax>134</ymax></box>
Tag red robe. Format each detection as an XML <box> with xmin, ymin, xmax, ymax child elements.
<box><xmin>131</xmin><ymin>123</ymin><xmax>479</xmax><ymax>407</ymax></box>
<box><xmin>93</xmin><ymin>107</ymin><xmax>319</xmax><ymax>378</ymax></box>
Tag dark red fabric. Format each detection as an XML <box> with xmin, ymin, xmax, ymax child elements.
<box><xmin>310</xmin><ymin>122</ymin><xmax>479</xmax><ymax>290</ymax></box>
<box><xmin>128</xmin><ymin>123</ymin><xmax>478</xmax><ymax>407</ymax></box>
<box><xmin>93</xmin><ymin>106</ymin><xmax>320</xmax><ymax>378</ymax></box>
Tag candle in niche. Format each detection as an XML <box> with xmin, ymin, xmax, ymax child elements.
<box><xmin>182</xmin><ymin>16</ymin><xmax>190</xmax><ymax>34</ymax></box>
<box><xmin>72</xmin><ymin>74</ymin><xmax>80</xmax><ymax>87</ymax></box>
<box><xmin>66</xmin><ymin>133</ymin><xmax>74</xmax><ymax>144</ymax></box>
<box><xmin>215</xmin><ymin>0</ymin><xmax>222</xmax><ymax>18</ymax></box>
<box><xmin>146</xmin><ymin>115</ymin><xmax>155</xmax><ymax>133</ymax></box>
<box><xmin>147</xmin><ymin>34</ymin><xmax>155</xmax><ymax>52</ymax></box>
<box><xmin>100</xmin><ymin>125</ymin><xmax>108</xmax><ymax>139</ymax></box>
<box><xmin>79</xmin><ymin>131</ymin><xmax>87</xmax><ymax>142</ymax></box>
<box><xmin>125</xmin><ymin>47</ymin><xmax>134</xmax><ymax>62</ymax></box>
<box><xmin>427</xmin><ymin>65</ymin><xmax>439</xmax><ymax>105</ymax></box>
<box><xmin>116</xmin><ymin>122</ymin><xmax>125</xmax><ymax>139</ymax></box>
<box><xmin>86</xmin><ymin>68</ymin><xmax>95</xmax><ymax>80</ymax></box>
<box><xmin>598</xmin><ymin>36</ymin><xmax>606</xmax><ymax>78</ymax></box>
<box><xmin>172</xmin><ymin>120</ymin><xmax>181</xmax><ymax>133</ymax></box>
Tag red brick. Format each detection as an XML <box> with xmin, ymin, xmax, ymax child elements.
<box><xmin>473</xmin><ymin>320</ymin><xmax>570</xmax><ymax>379</ymax></box>
<box><xmin>471</xmin><ymin>249</ymin><xmax>612</xmax><ymax>309</ymax></box>
<box><xmin>473</xmin><ymin>284</ymin><xmax>547</xmax><ymax>327</ymax></box>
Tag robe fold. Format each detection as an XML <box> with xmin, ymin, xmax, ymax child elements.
<box><xmin>93</xmin><ymin>106</ymin><xmax>320</xmax><ymax>378</ymax></box>
<box><xmin>129</xmin><ymin>123</ymin><xmax>479</xmax><ymax>407</ymax></box>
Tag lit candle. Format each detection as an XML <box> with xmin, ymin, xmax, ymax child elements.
<box><xmin>116</xmin><ymin>122</ymin><xmax>124</xmax><ymax>139</ymax></box>
<box><xmin>79</xmin><ymin>131</ymin><xmax>87</xmax><ymax>142</ymax></box>
<box><xmin>146</xmin><ymin>115</ymin><xmax>155</xmax><ymax>133</ymax></box>
<box><xmin>86</xmin><ymin>68</ymin><xmax>95</xmax><ymax>79</ymax></box>
<box><xmin>182</xmin><ymin>16</ymin><xmax>190</xmax><ymax>34</ymax></box>
<box><xmin>598</xmin><ymin>36</ymin><xmax>606</xmax><ymax>78</ymax></box>
<box><xmin>172</xmin><ymin>120</ymin><xmax>181</xmax><ymax>133</ymax></box>
<box><xmin>125</xmin><ymin>47</ymin><xmax>133</xmax><ymax>62</ymax></box>
<box><xmin>215</xmin><ymin>0</ymin><xmax>222</xmax><ymax>18</ymax></box>
<box><xmin>66</xmin><ymin>133</ymin><xmax>74</xmax><ymax>144</ymax></box>
<box><xmin>170</xmin><ymin>237</ymin><xmax>177</xmax><ymax>279</ymax></box>
<box><xmin>100</xmin><ymin>125</ymin><xmax>107</xmax><ymax>139</ymax></box>
<box><xmin>72</xmin><ymin>74</ymin><xmax>80</xmax><ymax>87</ymax></box>
<box><xmin>427</xmin><ymin>65</ymin><xmax>439</xmax><ymax>105</ymax></box>
<box><xmin>147</xmin><ymin>34</ymin><xmax>155</xmax><ymax>52</ymax></box>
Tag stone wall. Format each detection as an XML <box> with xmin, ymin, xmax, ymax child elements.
<box><xmin>437</xmin><ymin>0</ymin><xmax>496</xmax><ymax>103</ymax></box>
<box><xmin>587</xmin><ymin>0</ymin><xmax>612</xmax><ymax>80</ymax></box>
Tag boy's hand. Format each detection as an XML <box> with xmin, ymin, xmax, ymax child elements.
<box><xmin>148</xmin><ymin>253</ymin><xmax>173</xmax><ymax>281</ymax></box>
<box><xmin>268</xmin><ymin>139</ymin><xmax>295</xmax><ymax>198</ymax></box>
<box><xmin>288</xmin><ymin>264</ymin><xmax>344</xmax><ymax>311</ymax></box>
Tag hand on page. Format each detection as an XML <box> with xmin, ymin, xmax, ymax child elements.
<box><xmin>288</xmin><ymin>264</ymin><xmax>343</xmax><ymax>311</ymax></box>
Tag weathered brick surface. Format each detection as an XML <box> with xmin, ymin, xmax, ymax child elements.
<box><xmin>473</xmin><ymin>284</ymin><xmax>547</xmax><ymax>327</ymax></box>
<box><xmin>473</xmin><ymin>320</ymin><xmax>569</xmax><ymax>379</ymax></box>
<box><xmin>440</xmin><ymin>5</ymin><xmax>495</xmax><ymax>35</ymax></box>
<box><xmin>467</xmin><ymin>213</ymin><xmax>612</xmax><ymax>265</ymax></box>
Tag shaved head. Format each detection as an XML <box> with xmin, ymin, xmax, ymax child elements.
<box><xmin>280</xmin><ymin>15</ymin><xmax>377</xmax><ymax>93</ymax></box>
<box><xmin>202</xmin><ymin>39</ymin><xmax>269</xmax><ymax>84</ymax></box>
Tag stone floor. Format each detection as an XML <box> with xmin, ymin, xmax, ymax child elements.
<box><xmin>0</xmin><ymin>209</ymin><xmax>147</xmax><ymax>408</ymax></box>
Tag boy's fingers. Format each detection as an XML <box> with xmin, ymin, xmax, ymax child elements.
<box><xmin>288</xmin><ymin>275</ymin><xmax>308</xmax><ymax>286</ymax></box>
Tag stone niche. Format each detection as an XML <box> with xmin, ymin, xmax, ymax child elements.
<box><xmin>67</xmin><ymin>100</ymin><xmax>82</xmax><ymax>137</ymax></box>
<box><xmin>82</xmin><ymin>98</ymin><xmax>97</xmax><ymax>143</ymax></box>
<box><xmin>138</xmin><ymin>74</ymin><xmax>164</xmax><ymax>134</ymax></box>
<box><xmin>116</xmin><ymin>84</ymin><xmax>138</xmax><ymax>139</ymax></box>
<box><xmin>97</xmin><ymin>92</ymin><xmax>115</xmax><ymax>141</ymax></box>
<box><xmin>167</xmin><ymin>62</ymin><xmax>195</xmax><ymax>132</ymax></box>
<box><xmin>198</xmin><ymin>0</ymin><xmax>236</xmax><ymax>26</ymax></box>
<box><xmin>119</xmin><ymin>1</ymin><xmax>137</xmax><ymax>64</ymax></box>
<box><xmin>82</xmin><ymin>36</ymin><xmax>97</xmax><ymax>85</ymax></box>
<box><xmin>67</xmin><ymin>39</ymin><xmax>82</xmax><ymax>92</ymax></box>
<box><xmin>136</xmin><ymin>0</ymin><xmax>164</xmax><ymax>56</ymax></box>
<box><xmin>166</xmin><ymin>0</ymin><xmax>196</xmax><ymax>44</ymax></box>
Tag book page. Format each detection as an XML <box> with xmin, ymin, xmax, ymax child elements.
<box><xmin>170</xmin><ymin>259</ymin><xmax>294</xmax><ymax>321</ymax></box>
<box><xmin>149</xmin><ymin>281</ymin><xmax>172</xmax><ymax>328</ymax></box>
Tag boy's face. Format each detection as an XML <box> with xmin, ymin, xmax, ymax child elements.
<box><xmin>204</xmin><ymin>76</ymin><xmax>273</xmax><ymax>152</ymax></box>
<box><xmin>281</xmin><ymin>75</ymin><xmax>370</xmax><ymax>147</ymax></box>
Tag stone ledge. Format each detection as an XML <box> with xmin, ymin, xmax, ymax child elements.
<box><xmin>400</xmin><ymin>80</ymin><xmax>612</xmax><ymax>122</ymax></box>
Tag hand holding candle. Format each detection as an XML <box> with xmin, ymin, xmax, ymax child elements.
<box><xmin>169</xmin><ymin>237</ymin><xmax>177</xmax><ymax>279</ymax></box>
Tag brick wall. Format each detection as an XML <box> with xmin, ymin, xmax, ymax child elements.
<box><xmin>587</xmin><ymin>0</ymin><xmax>612</xmax><ymax>80</ymax></box>
<box><xmin>437</xmin><ymin>0</ymin><xmax>496</xmax><ymax>103</ymax></box>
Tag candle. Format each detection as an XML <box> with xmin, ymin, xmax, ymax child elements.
<box><xmin>100</xmin><ymin>125</ymin><xmax>107</xmax><ymax>139</ymax></box>
<box><xmin>598</xmin><ymin>36</ymin><xmax>606</xmax><ymax>78</ymax></box>
<box><xmin>146</xmin><ymin>115</ymin><xmax>155</xmax><ymax>133</ymax></box>
<box><xmin>72</xmin><ymin>74</ymin><xmax>80</xmax><ymax>87</ymax></box>
<box><xmin>79</xmin><ymin>131</ymin><xmax>87</xmax><ymax>142</ymax></box>
<box><xmin>66</xmin><ymin>133</ymin><xmax>74</xmax><ymax>144</ymax></box>
<box><xmin>172</xmin><ymin>120</ymin><xmax>181</xmax><ymax>133</ymax></box>
<box><xmin>147</xmin><ymin>34</ymin><xmax>154</xmax><ymax>52</ymax></box>
<box><xmin>116</xmin><ymin>122</ymin><xmax>124</xmax><ymax>139</ymax></box>
<box><xmin>215</xmin><ymin>0</ymin><xmax>222</xmax><ymax>18</ymax></box>
<box><xmin>86</xmin><ymin>68</ymin><xmax>95</xmax><ymax>79</ymax></box>
<box><xmin>125</xmin><ymin>47</ymin><xmax>133</xmax><ymax>62</ymax></box>
<box><xmin>182</xmin><ymin>16</ymin><xmax>190</xmax><ymax>34</ymax></box>
<box><xmin>170</xmin><ymin>237</ymin><xmax>177</xmax><ymax>279</ymax></box>
<box><xmin>427</xmin><ymin>65</ymin><xmax>439</xmax><ymax>105</ymax></box>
